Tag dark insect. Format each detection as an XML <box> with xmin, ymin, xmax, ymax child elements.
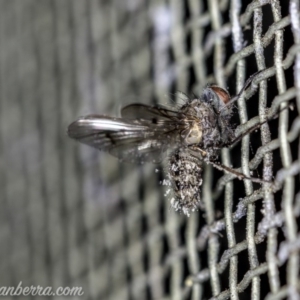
<box><xmin>68</xmin><ymin>82</ymin><xmax>264</xmax><ymax>216</ymax></box>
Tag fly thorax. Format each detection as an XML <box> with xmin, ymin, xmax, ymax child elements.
<box><xmin>181</xmin><ymin>122</ymin><xmax>202</xmax><ymax>145</ymax></box>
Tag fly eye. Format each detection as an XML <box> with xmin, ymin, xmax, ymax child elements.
<box><xmin>209</xmin><ymin>86</ymin><xmax>230</xmax><ymax>104</ymax></box>
<box><xmin>202</xmin><ymin>85</ymin><xmax>231</xmax><ymax>114</ymax></box>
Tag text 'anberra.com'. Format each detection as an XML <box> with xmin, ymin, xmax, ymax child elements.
<box><xmin>0</xmin><ymin>282</ymin><xmax>84</xmax><ymax>297</ymax></box>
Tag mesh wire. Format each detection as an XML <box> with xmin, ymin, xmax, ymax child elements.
<box><xmin>0</xmin><ymin>0</ymin><xmax>299</xmax><ymax>299</ymax></box>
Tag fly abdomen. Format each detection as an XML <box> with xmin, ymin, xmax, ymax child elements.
<box><xmin>167</xmin><ymin>149</ymin><xmax>203</xmax><ymax>216</ymax></box>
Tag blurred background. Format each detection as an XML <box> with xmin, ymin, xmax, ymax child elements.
<box><xmin>0</xmin><ymin>0</ymin><xmax>299</xmax><ymax>299</ymax></box>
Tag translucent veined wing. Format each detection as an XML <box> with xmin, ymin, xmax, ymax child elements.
<box><xmin>68</xmin><ymin>114</ymin><xmax>181</xmax><ymax>163</ymax></box>
<box><xmin>121</xmin><ymin>103</ymin><xmax>185</xmax><ymax>122</ymax></box>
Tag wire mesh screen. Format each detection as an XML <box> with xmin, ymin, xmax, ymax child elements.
<box><xmin>0</xmin><ymin>0</ymin><xmax>300</xmax><ymax>299</ymax></box>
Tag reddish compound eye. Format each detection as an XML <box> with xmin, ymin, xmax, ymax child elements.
<box><xmin>210</xmin><ymin>85</ymin><xmax>231</xmax><ymax>104</ymax></box>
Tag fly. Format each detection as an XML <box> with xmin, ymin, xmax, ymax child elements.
<box><xmin>68</xmin><ymin>75</ymin><xmax>269</xmax><ymax>216</ymax></box>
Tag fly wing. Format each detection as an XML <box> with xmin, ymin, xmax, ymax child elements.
<box><xmin>68</xmin><ymin>115</ymin><xmax>180</xmax><ymax>163</ymax></box>
<box><xmin>121</xmin><ymin>103</ymin><xmax>184</xmax><ymax>122</ymax></box>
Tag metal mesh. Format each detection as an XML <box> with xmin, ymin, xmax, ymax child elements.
<box><xmin>0</xmin><ymin>0</ymin><xmax>299</xmax><ymax>299</ymax></box>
